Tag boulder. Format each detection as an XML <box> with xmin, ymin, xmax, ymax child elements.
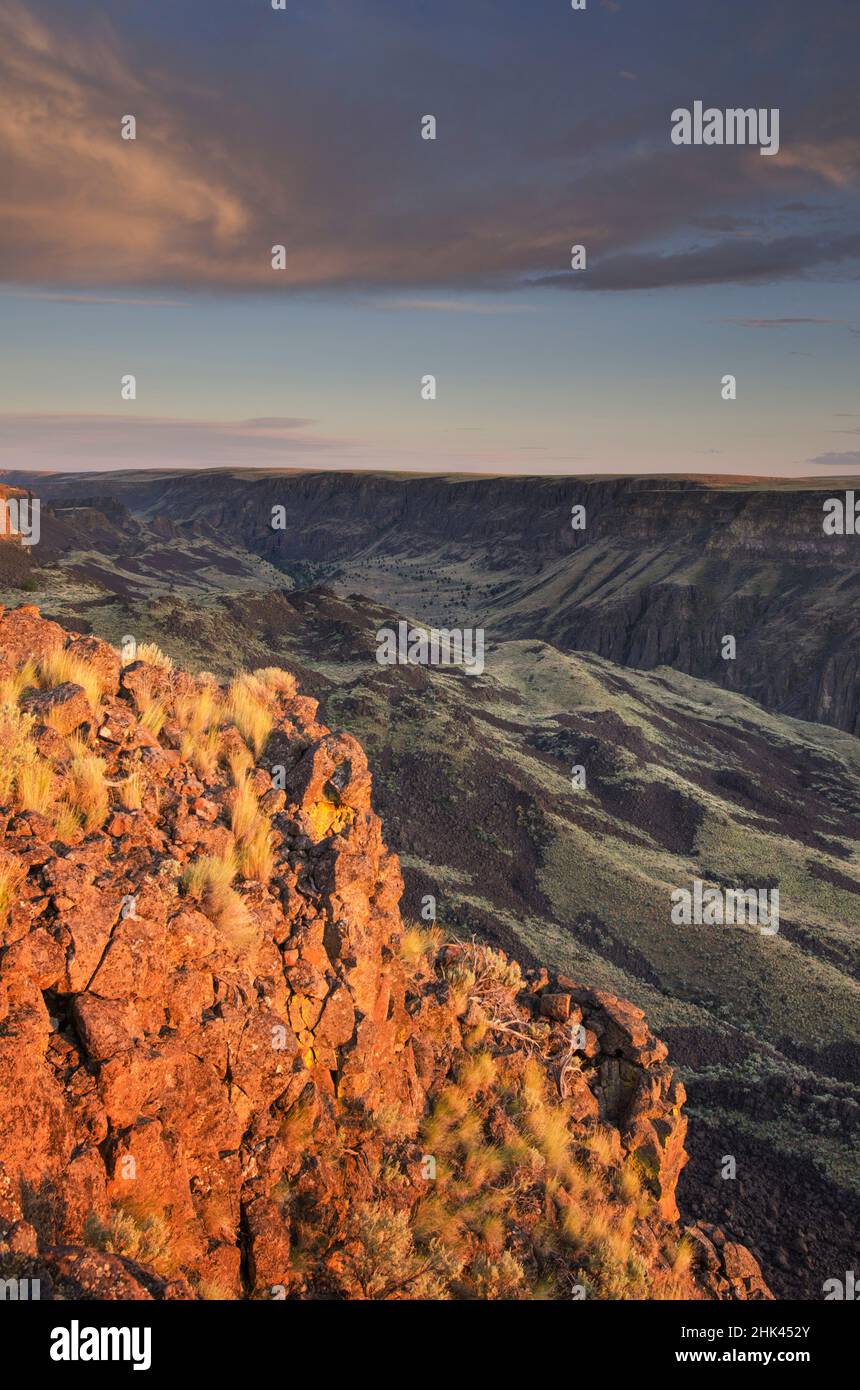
<box><xmin>20</xmin><ymin>683</ymin><xmax>91</xmax><ymax>736</ymax></box>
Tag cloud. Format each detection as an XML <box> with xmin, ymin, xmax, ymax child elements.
<box><xmin>0</xmin><ymin>413</ymin><xmax>348</xmax><ymax>470</ymax></box>
<box><xmin>0</xmin><ymin>2</ymin><xmax>254</xmax><ymax>286</ymax></box>
<box><xmin>806</xmin><ymin>451</ymin><xmax>860</xmax><ymax>468</ymax></box>
<box><xmin>2</xmin><ymin>291</ymin><xmax>189</xmax><ymax>307</ymax></box>
<box><xmin>773</xmin><ymin>139</ymin><xmax>860</xmax><ymax>188</ymax></box>
<box><xmin>726</xmin><ymin>316</ymin><xmax>857</xmax><ymax>331</ymax></box>
<box><xmin>1</xmin><ymin>0</ymin><xmax>859</xmax><ymax>297</ymax></box>
<box><xmin>537</xmin><ymin>231</ymin><xmax>860</xmax><ymax>292</ymax></box>
<box><xmin>380</xmin><ymin>297</ymin><xmax>536</xmax><ymax>314</ymax></box>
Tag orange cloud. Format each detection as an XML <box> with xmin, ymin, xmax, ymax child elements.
<box><xmin>1</xmin><ymin>1</ymin><xmax>254</xmax><ymax>286</ymax></box>
<box><xmin>2</xmin><ymin>1</ymin><xmax>859</xmax><ymax>297</ymax></box>
<box><xmin>771</xmin><ymin>138</ymin><xmax>860</xmax><ymax>188</ymax></box>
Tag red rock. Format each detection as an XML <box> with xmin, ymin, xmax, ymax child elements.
<box><xmin>540</xmin><ymin>991</ymin><xmax>571</xmax><ymax>1022</ymax></box>
<box><xmin>316</xmin><ymin>986</ymin><xmax>356</xmax><ymax>1047</ymax></box>
<box><xmin>244</xmin><ymin>1195</ymin><xmax>292</xmax><ymax>1294</ymax></box>
<box><xmin>66</xmin><ymin>636</ymin><xmax>120</xmax><ymax>696</ymax></box>
<box><xmin>722</xmin><ymin>1241</ymin><xmax>766</xmax><ymax>1283</ymax></box>
<box><xmin>120</xmin><ymin>660</ymin><xmax>171</xmax><ymax>713</ymax></box>
<box><xmin>20</xmin><ymin>682</ymin><xmax>91</xmax><ymax>736</ymax></box>
<box><xmin>71</xmin><ymin>995</ymin><xmax>142</xmax><ymax>1062</ymax></box>
<box><xmin>0</xmin><ymin>606</ymin><xmax>65</xmax><ymax>666</ymax></box>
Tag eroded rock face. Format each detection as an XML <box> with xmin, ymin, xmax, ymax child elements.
<box><xmin>0</xmin><ymin>607</ymin><xmax>771</xmax><ymax>1300</ymax></box>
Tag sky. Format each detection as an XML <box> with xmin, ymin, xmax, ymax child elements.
<box><xmin>1</xmin><ymin>0</ymin><xmax>859</xmax><ymax>476</ymax></box>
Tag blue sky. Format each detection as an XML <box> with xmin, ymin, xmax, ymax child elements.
<box><xmin>1</xmin><ymin>0</ymin><xmax>858</xmax><ymax>474</ymax></box>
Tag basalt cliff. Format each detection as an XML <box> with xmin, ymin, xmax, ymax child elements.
<box><xmin>0</xmin><ymin>605</ymin><xmax>770</xmax><ymax>1300</ymax></box>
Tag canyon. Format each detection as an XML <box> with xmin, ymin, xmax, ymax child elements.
<box><xmin>0</xmin><ymin>468</ymin><xmax>858</xmax><ymax>1299</ymax></box>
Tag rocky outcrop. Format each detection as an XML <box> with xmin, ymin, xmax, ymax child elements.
<box><xmin>0</xmin><ymin>606</ymin><xmax>771</xmax><ymax>1300</ymax></box>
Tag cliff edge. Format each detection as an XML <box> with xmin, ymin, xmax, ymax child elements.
<box><xmin>0</xmin><ymin>606</ymin><xmax>771</xmax><ymax>1300</ymax></box>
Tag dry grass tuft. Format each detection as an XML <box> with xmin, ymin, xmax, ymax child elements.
<box><xmin>458</xmin><ymin>1050</ymin><xmax>498</xmax><ymax>1098</ymax></box>
<box><xmin>0</xmin><ymin>859</ymin><xmax>23</xmax><ymax>928</ymax></box>
<box><xmin>253</xmin><ymin>666</ymin><xmax>297</xmax><ymax>698</ymax></box>
<box><xmin>399</xmin><ymin>921</ymin><xmax>444</xmax><ymax>965</ymax></box>
<box><xmin>229</xmin><ymin>773</ymin><xmax>276</xmax><ymax>881</ymax></box>
<box><xmin>0</xmin><ymin>707</ymin><xmax>36</xmax><ymax>805</ymax></box>
<box><xmin>16</xmin><ymin>757</ymin><xmax>56</xmax><ymax>816</ymax></box>
<box><xmin>119</xmin><ymin>767</ymin><xmax>144</xmax><ymax>811</ymax></box>
<box><xmin>224</xmin><ymin>674</ymin><xmax>273</xmax><ymax>757</ymax></box>
<box><xmin>138</xmin><ymin>694</ymin><xmax>169</xmax><ymax>737</ymax></box>
<box><xmin>235</xmin><ymin>816</ymin><xmax>275</xmax><ymax>882</ymax></box>
<box><xmin>227</xmin><ymin>743</ymin><xmax>255</xmax><ymax>784</ymax></box>
<box><xmin>136</xmin><ymin>642</ymin><xmax>173</xmax><ymax>670</ymax></box>
<box><xmin>66</xmin><ymin>749</ymin><xmax>109</xmax><ymax>832</ymax></box>
<box><xmin>180</xmin><ymin>726</ymin><xmax>223</xmax><ymax>780</ymax></box>
<box><xmin>230</xmin><ymin>775</ymin><xmax>260</xmax><ymax>842</ymax></box>
<box><xmin>182</xmin><ymin>851</ymin><xmax>254</xmax><ymax>945</ymax></box>
<box><xmin>175</xmin><ymin>685</ymin><xmax>221</xmax><ymax>738</ymax></box>
<box><xmin>52</xmin><ymin>799</ymin><xmax>82</xmax><ymax>844</ymax></box>
<box><xmin>0</xmin><ymin>658</ymin><xmax>38</xmax><ymax>709</ymax></box>
<box><xmin>39</xmin><ymin>648</ymin><xmax>103</xmax><ymax>710</ymax></box>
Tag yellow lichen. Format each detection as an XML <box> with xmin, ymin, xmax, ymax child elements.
<box><xmin>306</xmin><ymin>798</ymin><xmax>355</xmax><ymax>841</ymax></box>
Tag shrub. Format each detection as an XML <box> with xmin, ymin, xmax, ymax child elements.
<box><xmin>83</xmin><ymin>1206</ymin><xmax>176</xmax><ymax>1279</ymax></box>
<box><xmin>334</xmin><ymin>1203</ymin><xmax>457</xmax><ymax>1300</ymax></box>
